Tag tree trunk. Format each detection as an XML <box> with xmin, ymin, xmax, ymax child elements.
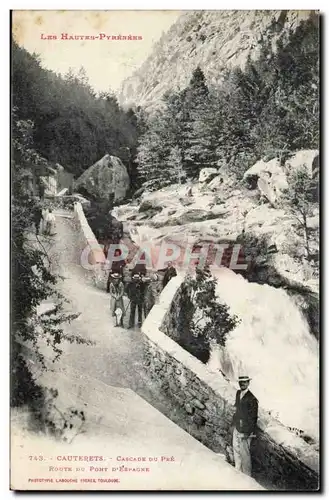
<box><xmin>303</xmin><ymin>213</ymin><xmax>311</xmax><ymax>259</ymax></box>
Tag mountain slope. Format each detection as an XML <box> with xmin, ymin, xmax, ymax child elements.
<box><xmin>119</xmin><ymin>10</ymin><xmax>317</xmax><ymax>110</ymax></box>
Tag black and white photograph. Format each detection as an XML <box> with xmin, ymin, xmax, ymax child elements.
<box><xmin>10</xmin><ymin>9</ymin><xmax>320</xmax><ymax>491</ymax></box>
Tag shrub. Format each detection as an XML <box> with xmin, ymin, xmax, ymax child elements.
<box><xmin>11</xmin><ymin>113</ymin><xmax>91</xmax><ymax>432</ymax></box>
<box><xmin>177</xmin><ymin>266</ymin><xmax>240</xmax><ymax>363</ymax></box>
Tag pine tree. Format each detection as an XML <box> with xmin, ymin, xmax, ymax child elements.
<box><xmin>136</xmin><ymin>110</ymin><xmax>173</xmax><ymax>190</ymax></box>
<box><xmin>186</xmin><ymin>66</ymin><xmax>209</xmax><ymax>100</ymax></box>
<box><xmin>281</xmin><ymin>166</ymin><xmax>318</xmax><ymax>260</ymax></box>
<box><xmin>163</xmin><ymin>90</ymin><xmax>190</xmax><ymax>174</ymax></box>
<box><xmin>249</xmin><ymin>19</ymin><xmax>319</xmax><ymax>160</ymax></box>
<box><xmin>136</xmin><ymin>90</ymin><xmax>188</xmax><ymax>189</ymax></box>
<box><xmin>183</xmin><ymin>67</ymin><xmax>216</xmax><ymax>177</ymax></box>
<box><xmin>64</xmin><ymin>67</ymin><xmax>75</xmax><ymax>82</ymax></box>
<box><xmin>167</xmin><ymin>146</ymin><xmax>185</xmax><ymax>184</ymax></box>
<box><xmin>209</xmin><ymin>71</ymin><xmax>256</xmax><ymax>176</ymax></box>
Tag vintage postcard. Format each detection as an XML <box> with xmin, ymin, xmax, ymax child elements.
<box><xmin>11</xmin><ymin>10</ymin><xmax>320</xmax><ymax>491</ymax></box>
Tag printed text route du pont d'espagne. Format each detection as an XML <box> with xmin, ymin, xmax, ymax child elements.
<box><xmin>27</xmin><ymin>455</ymin><xmax>176</xmax><ymax>484</ymax></box>
<box><xmin>41</xmin><ymin>33</ymin><xmax>143</xmax><ymax>41</ymax></box>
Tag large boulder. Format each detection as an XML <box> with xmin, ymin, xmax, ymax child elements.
<box><xmin>243</xmin><ymin>158</ymin><xmax>288</xmax><ymax>206</ymax></box>
<box><xmin>285</xmin><ymin>150</ymin><xmax>319</xmax><ymax>179</ymax></box>
<box><xmin>257</xmin><ymin>175</ymin><xmax>277</xmax><ymax>206</ymax></box>
<box><xmin>199</xmin><ymin>167</ymin><xmax>218</xmax><ymax>184</ymax></box>
<box><xmin>207</xmin><ymin>169</ymin><xmax>236</xmax><ymax>192</ymax></box>
<box><xmin>244</xmin><ymin>158</ymin><xmax>282</xmax><ymax>179</ymax></box>
<box><xmin>75</xmin><ymin>154</ymin><xmax>130</xmax><ymax>202</ymax></box>
<box><xmin>243</xmin><ymin>151</ymin><xmax>320</xmax><ymax>207</ymax></box>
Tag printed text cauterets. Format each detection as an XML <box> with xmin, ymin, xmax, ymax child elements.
<box><xmin>56</xmin><ymin>455</ymin><xmax>104</xmax><ymax>461</ymax></box>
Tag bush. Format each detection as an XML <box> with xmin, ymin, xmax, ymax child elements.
<box><xmin>11</xmin><ymin>113</ymin><xmax>90</xmax><ymax>432</ymax></box>
<box><xmin>176</xmin><ymin>266</ymin><xmax>240</xmax><ymax>363</ymax></box>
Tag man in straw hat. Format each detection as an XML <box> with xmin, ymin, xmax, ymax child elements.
<box><xmin>231</xmin><ymin>375</ymin><xmax>258</xmax><ymax>476</ymax></box>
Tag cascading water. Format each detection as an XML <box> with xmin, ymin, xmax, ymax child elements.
<box><xmin>208</xmin><ymin>267</ymin><xmax>319</xmax><ymax>441</ymax></box>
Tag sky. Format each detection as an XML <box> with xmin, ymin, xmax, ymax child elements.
<box><xmin>12</xmin><ymin>10</ymin><xmax>182</xmax><ymax>93</ymax></box>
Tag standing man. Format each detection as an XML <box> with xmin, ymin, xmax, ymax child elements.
<box><xmin>37</xmin><ymin>178</ymin><xmax>45</xmax><ymax>200</ymax></box>
<box><xmin>232</xmin><ymin>375</ymin><xmax>258</xmax><ymax>477</ymax></box>
<box><xmin>127</xmin><ymin>273</ymin><xmax>145</xmax><ymax>329</ymax></box>
<box><xmin>109</xmin><ymin>273</ymin><xmax>125</xmax><ymax>327</ymax></box>
<box><xmin>142</xmin><ymin>275</ymin><xmax>156</xmax><ymax>318</ymax></box>
<box><xmin>44</xmin><ymin>208</ymin><xmax>56</xmax><ymax>235</ymax></box>
<box><xmin>162</xmin><ymin>261</ymin><xmax>177</xmax><ymax>289</ymax></box>
<box><xmin>106</xmin><ymin>248</ymin><xmax>125</xmax><ymax>293</ymax></box>
<box><xmin>33</xmin><ymin>202</ymin><xmax>43</xmax><ymax>236</ymax></box>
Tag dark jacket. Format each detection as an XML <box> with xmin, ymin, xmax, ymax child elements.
<box><xmin>127</xmin><ymin>280</ymin><xmax>145</xmax><ymax>304</ymax></box>
<box><xmin>233</xmin><ymin>390</ymin><xmax>258</xmax><ymax>435</ymax></box>
<box><xmin>162</xmin><ymin>267</ymin><xmax>177</xmax><ymax>289</ymax></box>
<box><xmin>33</xmin><ymin>206</ymin><xmax>43</xmax><ymax>223</ymax></box>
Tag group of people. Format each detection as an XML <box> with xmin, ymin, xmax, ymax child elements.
<box><xmin>33</xmin><ymin>202</ymin><xmax>56</xmax><ymax>236</ymax></box>
<box><xmin>108</xmin><ymin>261</ymin><xmax>177</xmax><ymax>329</ymax></box>
<box><xmin>109</xmin><ymin>271</ymin><xmax>156</xmax><ymax>329</ymax></box>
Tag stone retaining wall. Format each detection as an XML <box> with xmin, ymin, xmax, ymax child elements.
<box><xmin>141</xmin><ymin>277</ymin><xmax>319</xmax><ymax>491</ymax></box>
<box><xmin>73</xmin><ymin>202</ymin><xmax>107</xmax><ymax>288</ymax></box>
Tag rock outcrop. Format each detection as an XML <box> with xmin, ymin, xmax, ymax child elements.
<box><xmin>75</xmin><ymin>154</ymin><xmax>130</xmax><ymax>202</ymax></box>
<box><xmin>243</xmin><ymin>158</ymin><xmax>288</xmax><ymax>206</ymax></box>
<box><xmin>285</xmin><ymin>149</ymin><xmax>319</xmax><ymax>179</ymax></box>
<box><xmin>243</xmin><ymin>150</ymin><xmax>319</xmax><ymax>206</ymax></box>
<box><xmin>199</xmin><ymin>167</ymin><xmax>218</xmax><ymax>185</ymax></box>
<box><xmin>119</xmin><ymin>10</ymin><xmax>317</xmax><ymax>111</ymax></box>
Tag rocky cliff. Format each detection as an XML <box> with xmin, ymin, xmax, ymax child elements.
<box><xmin>119</xmin><ymin>10</ymin><xmax>317</xmax><ymax>110</ymax></box>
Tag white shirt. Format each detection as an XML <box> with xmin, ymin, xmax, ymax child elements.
<box><xmin>240</xmin><ymin>388</ymin><xmax>249</xmax><ymax>399</ymax></box>
<box><xmin>45</xmin><ymin>213</ymin><xmax>56</xmax><ymax>223</ymax></box>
